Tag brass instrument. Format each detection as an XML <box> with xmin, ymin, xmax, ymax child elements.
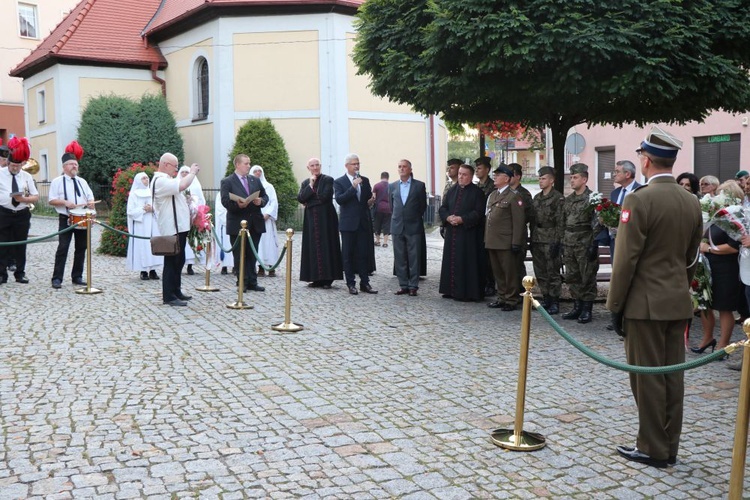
<box><xmin>21</xmin><ymin>158</ymin><xmax>39</xmax><ymax>175</ymax></box>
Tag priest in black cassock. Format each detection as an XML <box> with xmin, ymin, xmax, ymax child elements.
<box><xmin>298</xmin><ymin>157</ymin><xmax>343</xmax><ymax>288</ymax></box>
<box><xmin>438</xmin><ymin>164</ymin><xmax>487</xmax><ymax>301</ymax></box>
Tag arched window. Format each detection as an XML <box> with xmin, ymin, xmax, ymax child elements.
<box><xmin>194</xmin><ymin>57</ymin><xmax>209</xmax><ymax>120</ymax></box>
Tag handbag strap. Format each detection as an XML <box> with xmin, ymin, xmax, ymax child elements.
<box><xmin>151</xmin><ymin>176</ymin><xmax>179</xmax><ymax>236</ymax></box>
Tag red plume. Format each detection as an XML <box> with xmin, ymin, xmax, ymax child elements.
<box><xmin>7</xmin><ymin>136</ymin><xmax>31</xmax><ymax>163</ymax></box>
<box><xmin>65</xmin><ymin>140</ymin><xmax>84</xmax><ymax>161</ymax></box>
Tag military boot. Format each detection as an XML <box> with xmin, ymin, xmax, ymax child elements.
<box><xmin>547</xmin><ymin>297</ymin><xmax>560</xmax><ymax>315</ymax></box>
<box><xmin>562</xmin><ymin>300</ymin><xmax>582</xmax><ymax>320</ymax></box>
<box><xmin>578</xmin><ymin>301</ymin><xmax>594</xmax><ymax>324</ymax></box>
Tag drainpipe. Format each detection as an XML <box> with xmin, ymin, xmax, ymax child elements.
<box><xmin>151</xmin><ymin>62</ymin><xmax>166</xmax><ymax>97</ymax></box>
<box><xmin>429</xmin><ymin>115</ymin><xmax>436</xmax><ymax>195</ymax></box>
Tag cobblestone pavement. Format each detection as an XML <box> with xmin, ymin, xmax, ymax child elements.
<box><xmin>1</xmin><ymin>217</ymin><xmax>748</xmax><ymax>499</ymax></box>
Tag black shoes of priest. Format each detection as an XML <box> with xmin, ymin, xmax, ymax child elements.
<box><xmin>615</xmin><ymin>445</ymin><xmax>673</xmax><ymax>468</ymax></box>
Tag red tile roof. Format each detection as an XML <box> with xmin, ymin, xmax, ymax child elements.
<box><xmin>11</xmin><ymin>0</ymin><xmax>167</xmax><ymax>78</ymax></box>
<box><xmin>11</xmin><ymin>0</ymin><xmax>365</xmax><ymax>79</ymax></box>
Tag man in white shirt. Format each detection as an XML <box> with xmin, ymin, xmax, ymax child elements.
<box><xmin>151</xmin><ymin>152</ymin><xmax>200</xmax><ymax>306</ymax></box>
<box><xmin>48</xmin><ymin>143</ymin><xmax>95</xmax><ymax>289</ymax></box>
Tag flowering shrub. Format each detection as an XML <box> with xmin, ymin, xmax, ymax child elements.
<box><xmin>98</xmin><ymin>163</ymin><xmax>156</xmax><ymax>256</ymax></box>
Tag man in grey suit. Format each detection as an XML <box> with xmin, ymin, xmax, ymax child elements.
<box><xmin>389</xmin><ymin>159</ymin><xmax>427</xmax><ymax>296</ymax></box>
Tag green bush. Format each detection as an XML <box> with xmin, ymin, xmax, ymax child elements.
<box><xmin>98</xmin><ymin>163</ymin><xmax>156</xmax><ymax>256</ymax></box>
<box><xmin>78</xmin><ymin>93</ymin><xmax>183</xmax><ymax>188</ymax></box>
<box><xmin>225</xmin><ymin>118</ymin><xmax>298</xmax><ymax>222</ymax></box>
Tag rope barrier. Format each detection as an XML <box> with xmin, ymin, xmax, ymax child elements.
<box><xmin>211</xmin><ymin>226</ymin><xmax>240</xmax><ymax>254</ymax></box>
<box><xmin>535</xmin><ymin>302</ymin><xmax>731</xmax><ymax>374</ymax></box>
<box><xmin>0</xmin><ymin>223</ymin><xmax>79</xmax><ymax>246</ymax></box>
<box><xmin>95</xmin><ymin>221</ymin><xmax>151</xmax><ymax>239</ymax></box>
<box><xmin>245</xmin><ymin>232</ymin><xmax>287</xmax><ymax>272</ymax></box>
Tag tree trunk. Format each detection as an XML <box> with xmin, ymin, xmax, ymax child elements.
<box><xmin>548</xmin><ymin>117</ymin><xmax>580</xmax><ymax>194</ymax></box>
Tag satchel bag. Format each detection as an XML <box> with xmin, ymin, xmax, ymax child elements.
<box><xmin>150</xmin><ymin>179</ymin><xmax>181</xmax><ymax>256</ymax></box>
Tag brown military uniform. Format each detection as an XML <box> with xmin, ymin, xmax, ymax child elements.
<box><xmin>485</xmin><ymin>187</ymin><xmax>525</xmax><ymax>306</ymax></box>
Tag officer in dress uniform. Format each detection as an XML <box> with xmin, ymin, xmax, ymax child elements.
<box><xmin>48</xmin><ymin>141</ymin><xmax>95</xmax><ymax>289</ymax></box>
<box><xmin>509</xmin><ymin>163</ymin><xmax>534</xmax><ymax>295</ymax></box>
<box><xmin>562</xmin><ymin>163</ymin><xmax>599</xmax><ymax>324</ymax></box>
<box><xmin>0</xmin><ymin>137</ymin><xmax>39</xmax><ymax>284</ymax></box>
<box><xmin>474</xmin><ymin>156</ymin><xmax>496</xmax><ymax>297</ymax></box>
<box><xmin>608</xmin><ymin>126</ymin><xmax>702</xmax><ymax>468</ymax></box>
<box><xmin>485</xmin><ymin>164</ymin><xmax>525</xmax><ymax>311</ymax></box>
<box><xmin>531</xmin><ymin>166</ymin><xmax>564</xmax><ymax>314</ymax></box>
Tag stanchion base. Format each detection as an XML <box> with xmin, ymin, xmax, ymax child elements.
<box><xmin>490</xmin><ymin>428</ymin><xmax>546</xmax><ymax>451</ymax></box>
<box><xmin>75</xmin><ymin>287</ymin><xmax>102</xmax><ymax>295</ymax></box>
<box><xmin>271</xmin><ymin>322</ymin><xmax>304</xmax><ymax>333</ymax></box>
<box><xmin>195</xmin><ymin>286</ymin><xmax>220</xmax><ymax>292</ymax></box>
<box><xmin>227</xmin><ymin>301</ymin><xmax>253</xmax><ymax>309</ymax></box>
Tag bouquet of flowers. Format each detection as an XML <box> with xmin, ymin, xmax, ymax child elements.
<box><xmin>711</xmin><ymin>205</ymin><xmax>748</xmax><ymax>241</ymax></box>
<box><xmin>700</xmin><ymin>192</ymin><xmax>741</xmax><ymax>229</ymax></box>
<box><xmin>595</xmin><ymin>198</ymin><xmax>621</xmax><ymax>229</ymax></box>
<box><xmin>690</xmin><ymin>253</ymin><xmax>712</xmax><ymax>310</ymax></box>
<box><xmin>588</xmin><ymin>191</ymin><xmax>603</xmax><ymax>212</ymax></box>
<box><xmin>187</xmin><ymin>204</ymin><xmax>213</xmax><ymax>256</ymax></box>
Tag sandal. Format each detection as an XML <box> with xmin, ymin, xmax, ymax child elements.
<box><xmin>382</xmin><ymin>243</ymin><xmax>388</xmax><ymax>248</ymax></box>
<box><xmin>374</xmin><ymin>242</ymin><xmax>381</xmax><ymax>246</ymax></box>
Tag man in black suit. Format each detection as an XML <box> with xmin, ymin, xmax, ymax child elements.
<box><xmin>220</xmin><ymin>153</ymin><xmax>268</xmax><ymax>292</ymax></box>
<box><xmin>334</xmin><ymin>153</ymin><xmax>377</xmax><ymax>295</ymax></box>
<box><xmin>609</xmin><ymin>159</ymin><xmax>641</xmax><ymax>260</ymax></box>
<box><xmin>389</xmin><ymin>159</ymin><xmax>427</xmax><ymax>296</ymax></box>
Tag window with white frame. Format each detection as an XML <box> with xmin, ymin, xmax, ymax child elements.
<box><xmin>36</xmin><ymin>89</ymin><xmax>46</xmax><ymax>124</ymax></box>
<box><xmin>40</xmin><ymin>152</ymin><xmax>49</xmax><ymax>181</ymax></box>
<box><xmin>193</xmin><ymin>57</ymin><xmax>209</xmax><ymax>120</ymax></box>
<box><xmin>18</xmin><ymin>3</ymin><xmax>39</xmax><ymax>39</ymax></box>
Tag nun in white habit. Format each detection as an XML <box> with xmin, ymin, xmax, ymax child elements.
<box><xmin>179</xmin><ymin>165</ymin><xmax>206</xmax><ymax>274</ymax></box>
<box><xmin>126</xmin><ymin>172</ymin><xmax>163</xmax><ymax>279</ymax></box>
<box><xmin>214</xmin><ymin>191</ymin><xmax>234</xmax><ymax>273</ymax></box>
<box><xmin>250</xmin><ymin>165</ymin><xmax>279</xmax><ymax>276</ymax></box>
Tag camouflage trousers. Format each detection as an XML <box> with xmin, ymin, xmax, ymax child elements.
<box><xmin>564</xmin><ymin>245</ymin><xmax>599</xmax><ymax>301</ymax></box>
<box><xmin>531</xmin><ymin>243</ymin><xmax>562</xmax><ymax>299</ymax></box>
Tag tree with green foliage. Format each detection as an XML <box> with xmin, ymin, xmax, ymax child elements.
<box><xmin>78</xmin><ymin>94</ymin><xmax>184</xmax><ymax>188</ymax></box>
<box><xmin>225</xmin><ymin>119</ymin><xmax>298</xmax><ymax>223</ymax></box>
<box><xmin>354</xmin><ymin>0</ymin><xmax>750</xmax><ymax>190</ymax></box>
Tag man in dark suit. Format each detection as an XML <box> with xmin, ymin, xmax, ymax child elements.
<box><xmin>609</xmin><ymin>159</ymin><xmax>641</xmax><ymax>260</ymax></box>
<box><xmin>608</xmin><ymin>126</ymin><xmax>702</xmax><ymax>469</ymax></box>
<box><xmin>334</xmin><ymin>153</ymin><xmax>377</xmax><ymax>295</ymax></box>
<box><xmin>220</xmin><ymin>153</ymin><xmax>268</xmax><ymax>292</ymax></box>
<box><xmin>389</xmin><ymin>159</ymin><xmax>427</xmax><ymax>296</ymax></box>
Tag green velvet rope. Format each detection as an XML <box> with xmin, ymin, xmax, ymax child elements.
<box><xmin>535</xmin><ymin>302</ymin><xmax>730</xmax><ymax>374</ymax></box>
<box><xmin>0</xmin><ymin>223</ymin><xmax>79</xmax><ymax>246</ymax></box>
<box><xmin>96</xmin><ymin>221</ymin><xmax>151</xmax><ymax>239</ymax></box>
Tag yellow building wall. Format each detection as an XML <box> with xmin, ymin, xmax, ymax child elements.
<box><xmin>163</xmin><ymin>39</ymin><xmax>214</xmax><ymax>121</ymax></box>
<box><xmin>349</xmin><ymin>120</ymin><xmax>427</xmax><ymax>182</ymax></box>
<box><xmin>26</xmin><ymin>79</ymin><xmax>55</xmax><ymax>131</ymax></box>
<box><xmin>180</xmin><ymin>123</ymin><xmax>214</xmax><ymax>187</ymax></box>
<box><xmin>234</xmin><ymin>118</ymin><xmax>320</xmax><ymax>182</ymax></box>
<box><xmin>346</xmin><ymin>35</ymin><xmax>414</xmax><ymax>114</ymax></box>
<box><xmin>79</xmin><ymin>78</ymin><xmax>160</xmax><ymax>108</ymax></box>
<box><xmin>29</xmin><ymin>131</ymin><xmax>58</xmax><ymax>179</ymax></box>
<box><xmin>233</xmin><ymin>31</ymin><xmax>319</xmax><ymax>111</ymax></box>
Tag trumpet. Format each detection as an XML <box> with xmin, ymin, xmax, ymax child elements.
<box><xmin>21</xmin><ymin>158</ymin><xmax>40</xmax><ymax>175</ymax></box>
<box><xmin>23</xmin><ymin>183</ymin><xmax>34</xmax><ymax>212</ymax></box>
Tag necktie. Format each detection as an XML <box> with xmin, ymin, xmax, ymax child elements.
<box><xmin>241</xmin><ymin>176</ymin><xmax>249</xmax><ymax>195</ymax></box>
<box><xmin>617</xmin><ymin>187</ymin><xmax>626</xmax><ymax>205</ymax></box>
<box><xmin>11</xmin><ymin>173</ymin><xmax>19</xmax><ymax>207</ymax></box>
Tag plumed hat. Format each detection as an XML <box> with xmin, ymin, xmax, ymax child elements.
<box><xmin>61</xmin><ymin>140</ymin><xmax>84</xmax><ymax>164</ymax></box>
<box><xmin>7</xmin><ymin>136</ymin><xmax>30</xmax><ymax>164</ymax></box>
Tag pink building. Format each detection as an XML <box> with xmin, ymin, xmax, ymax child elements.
<box><xmin>566</xmin><ymin>111</ymin><xmax>750</xmax><ymax>195</ymax></box>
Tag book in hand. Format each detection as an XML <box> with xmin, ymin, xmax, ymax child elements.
<box><xmin>229</xmin><ymin>190</ymin><xmax>260</xmax><ymax>204</ymax></box>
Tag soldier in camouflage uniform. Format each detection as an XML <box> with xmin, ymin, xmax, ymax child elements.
<box><xmin>475</xmin><ymin>156</ymin><xmax>496</xmax><ymax>296</ymax></box>
<box><xmin>562</xmin><ymin>163</ymin><xmax>599</xmax><ymax>324</ymax></box>
<box><xmin>509</xmin><ymin>163</ymin><xmax>534</xmax><ymax>294</ymax></box>
<box><xmin>442</xmin><ymin>159</ymin><xmax>461</xmax><ymax>199</ymax></box>
<box><xmin>531</xmin><ymin>166</ymin><xmax>564</xmax><ymax>314</ymax></box>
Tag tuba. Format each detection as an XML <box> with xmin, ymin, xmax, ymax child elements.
<box><xmin>21</xmin><ymin>158</ymin><xmax>40</xmax><ymax>175</ymax></box>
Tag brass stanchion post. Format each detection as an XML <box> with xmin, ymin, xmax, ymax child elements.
<box><xmin>272</xmin><ymin>229</ymin><xmax>303</xmax><ymax>332</ymax></box>
<box><xmin>728</xmin><ymin>320</ymin><xmax>750</xmax><ymax>499</ymax></box>
<box><xmin>196</xmin><ymin>224</ymin><xmax>219</xmax><ymax>292</ymax></box>
<box><xmin>490</xmin><ymin>275</ymin><xmax>545</xmax><ymax>451</ymax></box>
<box><xmin>75</xmin><ymin>211</ymin><xmax>102</xmax><ymax>295</ymax></box>
<box><xmin>227</xmin><ymin>221</ymin><xmax>252</xmax><ymax>309</ymax></box>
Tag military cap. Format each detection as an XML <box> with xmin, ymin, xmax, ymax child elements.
<box><xmin>636</xmin><ymin>125</ymin><xmax>682</xmax><ymax>159</ymax></box>
<box><xmin>569</xmin><ymin>163</ymin><xmax>589</xmax><ymax>175</ymax></box>
<box><xmin>474</xmin><ymin>156</ymin><xmax>491</xmax><ymax>168</ymax></box>
<box><xmin>537</xmin><ymin>166</ymin><xmax>555</xmax><ymax>177</ymax></box>
<box><xmin>493</xmin><ymin>164</ymin><xmax>513</xmax><ymax>177</ymax></box>
<box><xmin>736</xmin><ymin>170</ymin><xmax>749</xmax><ymax>180</ymax></box>
<box><xmin>447</xmin><ymin>158</ymin><xmax>463</xmax><ymax>167</ymax></box>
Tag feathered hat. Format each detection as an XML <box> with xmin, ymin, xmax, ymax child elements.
<box><xmin>7</xmin><ymin>137</ymin><xmax>30</xmax><ymax>164</ymax></box>
<box><xmin>61</xmin><ymin>140</ymin><xmax>84</xmax><ymax>164</ymax></box>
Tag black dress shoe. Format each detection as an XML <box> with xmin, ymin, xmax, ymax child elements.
<box><xmin>606</xmin><ymin>323</ymin><xmax>615</xmax><ymax>331</ymax></box>
<box><xmin>360</xmin><ymin>284</ymin><xmax>378</xmax><ymax>294</ymax></box>
<box><xmin>164</xmin><ymin>299</ymin><xmax>188</xmax><ymax>307</ymax></box>
<box><xmin>220</xmin><ymin>267</ymin><xmax>228</xmax><ymax>275</ymax></box>
<box><xmin>186</xmin><ymin>264</ymin><xmax>194</xmax><ymax>275</ymax></box>
<box><xmin>72</xmin><ymin>278</ymin><xmax>86</xmax><ymax>286</ymax></box>
<box><xmin>616</xmin><ymin>445</ymin><xmax>668</xmax><ymax>468</ymax></box>
<box><xmin>487</xmin><ymin>301</ymin><xmax>505</xmax><ymax>309</ymax></box>
<box><xmin>245</xmin><ymin>285</ymin><xmax>265</xmax><ymax>292</ymax></box>
<box><xmin>408</xmin><ymin>289</ymin><xmax>418</xmax><ymax>297</ymax></box>
<box><xmin>51</xmin><ymin>279</ymin><xmax>62</xmax><ymax>289</ymax></box>
<box><xmin>140</xmin><ymin>271</ymin><xmax>150</xmax><ymax>280</ymax></box>
<box><xmin>348</xmin><ymin>285</ymin><xmax>359</xmax><ymax>295</ymax></box>
<box><xmin>441</xmin><ymin>294</ymin><xmax>452</xmax><ymax>299</ymax></box>
<box><xmin>501</xmin><ymin>303</ymin><xmax>517</xmax><ymax>311</ymax></box>
<box><xmin>175</xmin><ymin>292</ymin><xmax>192</xmax><ymax>301</ymax></box>
<box><xmin>395</xmin><ymin>288</ymin><xmax>409</xmax><ymax>295</ymax></box>
<box><xmin>15</xmin><ymin>274</ymin><xmax>29</xmax><ymax>284</ymax></box>
<box><xmin>149</xmin><ymin>270</ymin><xmax>159</xmax><ymax>280</ymax></box>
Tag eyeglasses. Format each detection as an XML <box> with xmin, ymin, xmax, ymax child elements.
<box><xmin>699</xmin><ymin>182</ymin><xmax>711</xmax><ymax>186</ymax></box>
<box><xmin>612</xmin><ymin>169</ymin><xmax>623</xmax><ymax>175</ymax></box>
